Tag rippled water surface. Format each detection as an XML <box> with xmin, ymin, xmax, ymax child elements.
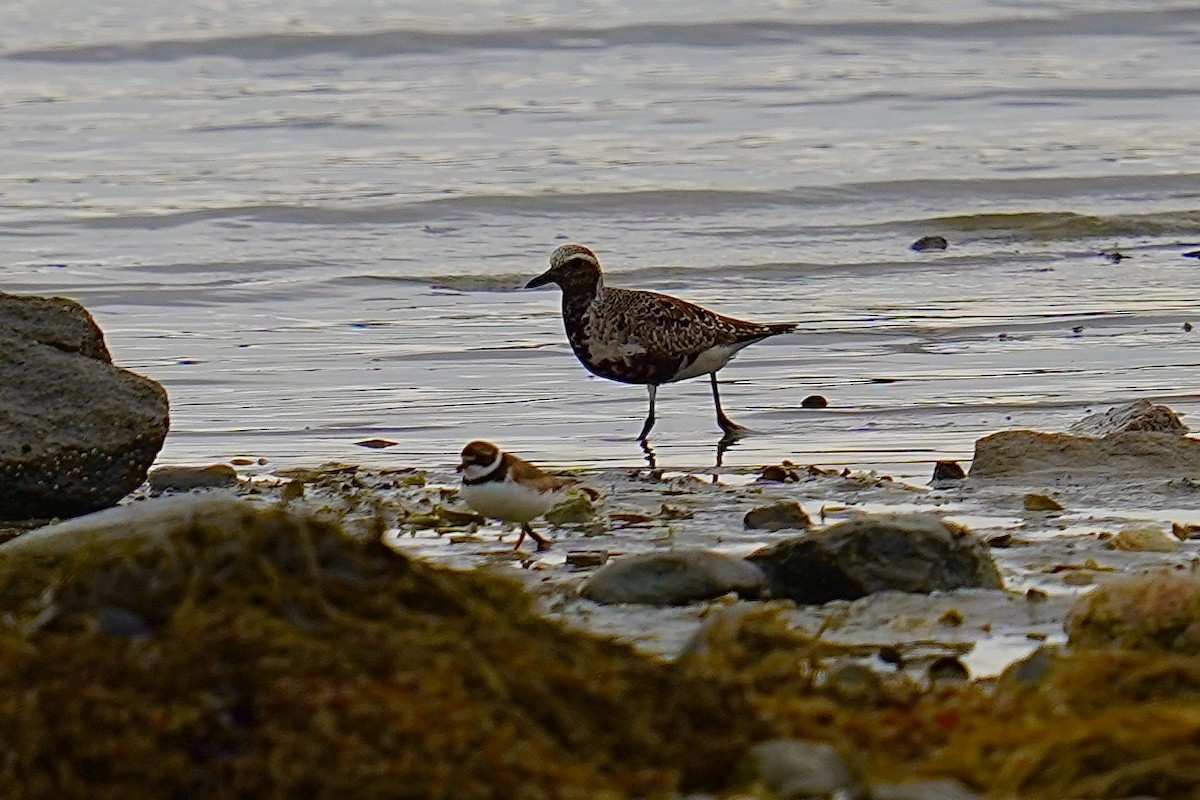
<box><xmin>3</xmin><ymin>1</ymin><xmax>1198</xmax><ymax>475</ymax></box>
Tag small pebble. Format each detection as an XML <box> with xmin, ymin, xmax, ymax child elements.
<box><xmin>566</xmin><ymin>550</ymin><xmax>609</xmax><ymax>569</ymax></box>
<box><xmin>931</xmin><ymin>461</ymin><xmax>965</xmax><ymax>482</ymax></box>
<box><xmin>927</xmin><ymin>656</ymin><xmax>969</xmax><ymax>684</ymax></box>
<box><xmin>800</xmin><ymin>394</ymin><xmax>828</xmax><ymax>409</ymax></box>
<box><xmin>1023</xmin><ymin>493</ymin><xmax>1064</xmax><ymax>512</ymax></box>
<box><xmin>910</xmin><ymin>235</ymin><xmax>948</xmax><ymax>252</ymax></box>
<box><xmin>355</xmin><ymin>438</ymin><xmax>397</xmax><ymax>449</ymax></box>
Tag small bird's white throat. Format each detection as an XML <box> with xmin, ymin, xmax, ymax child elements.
<box><xmin>462</xmin><ymin>451</ymin><xmax>503</xmax><ymax>482</ymax></box>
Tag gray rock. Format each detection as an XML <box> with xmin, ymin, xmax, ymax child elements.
<box><xmin>969</xmin><ymin>429</ymin><xmax>1200</xmax><ymax>479</ymax></box>
<box><xmin>995</xmin><ymin>645</ymin><xmax>1063</xmax><ymax>691</ymax></box>
<box><xmin>744</xmin><ymin>739</ymin><xmax>860</xmax><ymax>800</ymax></box>
<box><xmin>869</xmin><ymin>779</ymin><xmax>981</xmax><ymax>800</ymax></box>
<box><xmin>0</xmin><ymin>291</ymin><xmax>169</xmax><ymax>520</ymax></box>
<box><xmin>579</xmin><ymin>549</ymin><xmax>766</xmax><ymax>606</ymax></box>
<box><xmin>149</xmin><ymin>464</ymin><xmax>239</xmax><ymax>492</ymax></box>
<box><xmin>747</xmin><ymin>513</ymin><xmax>1003</xmax><ymax>605</ymax></box>
<box><xmin>0</xmin><ymin>494</ymin><xmax>250</xmax><ymax>557</ymax></box>
<box><xmin>1068</xmin><ymin>399</ymin><xmax>1188</xmax><ymax>436</ymax></box>
<box><xmin>744</xmin><ymin>500</ymin><xmax>812</xmax><ymax>531</ymax></box>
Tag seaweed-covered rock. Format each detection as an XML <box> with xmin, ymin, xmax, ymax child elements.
<box><xmin>0</xmin><ymin>496</ymin><xmax>767</xmax><ymax>797</ymax></box>
<box><xmin>969</xmin><ymin>429</ymin><xmax>1200</xmax><ymax>479</ymax></box>
<box><xmin>747</xmin><ymin>513</ymin><xmax>1002</xmax><ymax>605</ymax></box>
<box><xmin>1068</xmin><ymin>399</ymin><xmax>1189</xmax><ymax>436</ymax></box>
<box><xmin>0</xmin><ymin>291</ymin><xmax>169</xmax><ymax>519</ymax></box>
<box><xmin>744</xmin><ymin>500</ymin><xmax>812</xmax><ymax>531</ymax></box>
<box><xmin>1066</xmin><ymin>574</ymin><xmax>1200</xmax><ymax>654</ymax></box>
<box><xmin>580</xmin><ymin>549</ymin><xmax>766</xmax><ymax>606</ymax></box>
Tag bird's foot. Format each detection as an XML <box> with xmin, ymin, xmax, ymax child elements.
<box><xmin>517</xmin><ymin>523</ymin><xmax>551</xmax><ymax>552</ymax></box>
<box><xmin>638</xmin><ymin>437</ymin><xmax>658</xmax><ymax>469</ymax></box>
<box><xmin>718</xmin><ymin>419</ymin><xmax>750</xmax><ymax>441</ymax></box>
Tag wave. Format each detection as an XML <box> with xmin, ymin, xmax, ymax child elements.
<box><xmin>919</xmin><ymin>210</ymin><xmax>1200</xmax><ymax>240</ymax></box>
<box><xmin>37</xmin><ymin>184</ymin><xmax>1200</xmax><ymax>247</ymax></box>
<box><xmin>347</xmin><ymin>252</ymin><xmax>1049</xmax><ymax>293</ymax></box>
<box><xmin>7</xmin><ymin>9</ymin><xmax>1200</xmax><ymax>62</ymax></box>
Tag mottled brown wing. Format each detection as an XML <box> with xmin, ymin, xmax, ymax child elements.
<box><xmin>601</xmin><ymin>287</ymin><xmax>791</xmax><ymax>362</ymax></box>
<box><xmin>504</xmin><ymin>453</ymin><xmax>577</xmax><ymax>492</ymax></box>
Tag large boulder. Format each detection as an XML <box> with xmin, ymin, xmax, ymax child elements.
<box><xmin>971</xmin><ymin>401</ymin><xmax>1197</xmax><ymax>479</ymax></box>
<box><xmin>0</xmin><ymin>291</ymin><xmax>169</xmax><ymax>520</ymax></box>
<box><xmin>969</xmin><ymin>430</ymin><xmax>1200</xmax><ymax>479</ymax></box>
<box><xmin>746</xmin><ymin>513</ymin><xmax>1003</xmax><ymax>605</ymax></box>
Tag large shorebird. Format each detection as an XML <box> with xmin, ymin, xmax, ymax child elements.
<box><xmin>526</xmin><ymin>243</ymin><xmax>795</xmax><ymax>440</ymax></box>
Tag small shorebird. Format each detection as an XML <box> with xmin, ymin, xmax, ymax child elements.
<box><xmin>526</xmin><ymin>243</ymin><xmax>796</xmax><ymax>440</ymax></box>
<box><xmin>457</xmin><ymin>440</ymin><xmax>572</xmax><ymax>551</ymax></box>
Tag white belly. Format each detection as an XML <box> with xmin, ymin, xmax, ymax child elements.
<box><xmin>668</xmin><ymin>342</ymin><xmax>752</xmax><ymax>382</ymax></box>
<box><xmin>460</xmin><ymin>480</ymin><xmax>556</xmax><ymax>523</ymax></box>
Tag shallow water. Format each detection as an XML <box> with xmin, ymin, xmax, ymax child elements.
<box><xmin>2</xmin><ymin>1</ymin><xmax>1198</xmax><ymax>474</ymax></box>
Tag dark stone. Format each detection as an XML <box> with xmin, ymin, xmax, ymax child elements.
<box><xmin>149</xmin><ymin>464</ymin><xmax>239</xmax><ymax>492</ymax></box>
<box><xmin>1</xmin><ymin>291</ymin><xmax>170</xmax><ymax>520</ymax></box>
<box><xmin>747</xmin><ymin>513</ymin><xmax>1003</xmax><ymax>605</ymax></box>
<box><xmin>927</xmin><ymin>656</ymin><xmax>969</xmax><ymax>684</ymax></box>
<box><xmin>96</xmin><ymin>605</ymin><xmax>152</xmax><ymax>638</ymax></box>
<box><xmin>579</xmin><ymin>549</ymin><xmax>766</xmax><ymax>606</ymax></box>
<box><xmin>931</xmin><ymin>461</ymin><xmax>966</xmax><ymax>482</ymax></box>
<box><xmin>910</xmin><ymin>235</ymin><xmax>948</xmax><ymax>252</ymax></box>
<box><xmin>759</xmin><ymin>462</ymin><xmax>802</xmax><ymax>483</ymax></box>
<box><xmin>743</xmin><ymin>501</ymin><xmax>811</xmax><ymax>531</ymax></box>
<box><xmin>800</xmin><ymin>394</ymin><xmax>828</xmax><ymax>409</ymax></box>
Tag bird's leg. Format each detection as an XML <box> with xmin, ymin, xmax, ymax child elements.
<box><xmin>517</xmin><ymin>522</ymin><xmax>551</xmax><ymax>552</ymax></box>
<box><xmin>636</xmin><ymin>384</ymin><xmax>658</xmax><ymax>441</ymax></box>
<box><xmin>711</xmin><ymin>372</ymin><xmax>748</xmax><ymax>437</ymax></box>
<box><xmin>639</xmin><ymin>437</ymin><xmax>658</xmax><ymax>470</ymax></box>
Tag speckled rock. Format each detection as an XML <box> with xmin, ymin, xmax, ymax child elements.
<box><xmin>579</xmin><ymin>549</ymin><xmax>766</xmax><ymax>606</ymax></box>
<box><xmin>747</xmin><ymin>513</ymin><xmax>1003</xmax><ymax>605</ymax></box>
<box><xmin>969</xmin><ymin>429</ymin><xmax>1200</xmax><ymax>479</ymax></box>
<box><xmin>1066</xmin><ymin>574</ymin><xmax>1200</xmax><ymax>654</ymax></box>
<box><xmin>0</xmin><ymin>291</ymin><xmax>169</xmax><ymax>520</ymax></box>
<box><xmin>1068</xmin><ymin>399</ymin><xmax>1189</xmax><ymax>436</ymax></box>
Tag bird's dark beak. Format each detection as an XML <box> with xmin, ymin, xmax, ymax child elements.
<box><xmin>456</xmin><ymin>461</ymin><xmax>467</xmax><ymax>473</ymax></box>
<box><xmin>525</xmin><ymin>269</ymin><xmax>554</xmax><ymax>289</ymax></box>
